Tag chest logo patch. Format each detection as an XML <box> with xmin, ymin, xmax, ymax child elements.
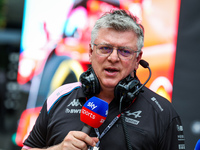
<box><xmin>125</xmin><ymin>110</ymin><xmax>142</xmax><ymax>118</ymax></box>
<box><xmin>124</xmin><ymin>110</ymin><xmax>142</xmax><ymax>125</ymax></box>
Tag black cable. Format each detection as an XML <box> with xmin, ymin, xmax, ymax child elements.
<box><xmin>121</xmin><ymin>113</ymin><xmax>133</xmax><ymax>150</ymax></box>
<box><xmin>119</xmin><ymin>96</ymin><xmax>133</xmax><ymax>150</ymax></box>
<box><xmin>118</xmin><ymin>59</ymin><xmax>151</xmax><ymax>150</ymax></box>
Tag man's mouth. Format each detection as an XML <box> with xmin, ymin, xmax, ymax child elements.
<box><xmin>105</xmin><ymin>68</ymin><xmax>119</xmax><ymax>73</ymax></box>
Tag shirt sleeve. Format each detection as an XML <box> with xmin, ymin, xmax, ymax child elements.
<box><xmin>158</xmin><ymin>116</ymin><xmax>185</xmax><ymax>150</ymax></box>
<box><xmin>23</xmin><ymin>101</ymin><xmax>48</xmax><ymax>148</ymax></box>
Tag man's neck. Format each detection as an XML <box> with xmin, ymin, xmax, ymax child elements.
<box><xmin>96</xmin><ymin>90</ymin><xmax>114</xmax><ymax>104</ymax></box>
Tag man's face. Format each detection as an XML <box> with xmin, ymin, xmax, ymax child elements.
<box><xmin>89</xmin><ymin>28</ymin><xmax>142</xmax><ymax>91</ymax></box>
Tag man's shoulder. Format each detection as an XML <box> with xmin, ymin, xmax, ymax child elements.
<box><xmin>138</xmin><ymin>87</ymin><xmax>180</xmax><ymax>129</ymax></box>
<box><xmin>140</xmin><ymin>86</ymin><xmax>178</xmax><ymax>117</ymax></box>
<box><xmin>46</xmin><ymin>82</ymin><xmax>82</xmax><ymax>112</ymax></box>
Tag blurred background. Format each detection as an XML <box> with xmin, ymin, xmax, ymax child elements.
<box><xmin>0</xmin><ymin>0</ymin><xmax>199</xmax><ymax>149</ymax></box>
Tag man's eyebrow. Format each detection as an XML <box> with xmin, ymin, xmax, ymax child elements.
<box><xmin>118</xmin><ymin>46</ymin><xmax>136</xmax><ymax>50</ymax></box>
<box><xmin>98</xmin><ymin>43</ymin><xmax>136</xmax><ymax>50</ymax></box>
<box><xmin>99</xmin><ymin>42</ymin><xmax>112</xmax><ymax>45</ymax></box>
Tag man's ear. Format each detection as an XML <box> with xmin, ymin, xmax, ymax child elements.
<box><xmin>89</xmin><ymin>44</ymin><xmax>93</xmax><ymax>63</ymax></box>
<box><xmin>135</xmin><ymin>51</ymin><xmax>143</xmax><ymax>70</ymax></box>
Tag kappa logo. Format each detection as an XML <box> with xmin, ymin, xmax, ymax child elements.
<box><xmin>66</xmin><ymin>99</ymin><xmax>82</xmax><ymax>114</ymax></box>
<box><xmin>67</xmin><ymin>99</ymin><xmax>82</xmax><ymax>107</ymax></box>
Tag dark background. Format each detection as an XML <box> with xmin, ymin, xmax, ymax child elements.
<box><xmin>0</xmin><ymin>0</ymin><xmax>200</xmax><ymax>149</ymax></box>
<box><xmin>173</xmin><ymin>0</ymin><xmax>200</xmax><ymax>149</ymax></box>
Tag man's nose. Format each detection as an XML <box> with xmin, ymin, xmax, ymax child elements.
<box><xmin>107</xmin><ymin>48</ymin><xmax>120</xmax><ymax>61</ymax></box>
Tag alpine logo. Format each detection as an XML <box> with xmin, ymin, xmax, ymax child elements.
<box><xmin>125</xmin><ymin>110</ymin><xmax>142</xmax><ymax>119</ymax></box>
<box><xmin>67</xmin><ymin>99</ymin><xmax>82</xmax><ymax>107</ymax></box>
<box><xmin>65</xmin><ymin>99</ymin><xmax>82</xmax><ymax>114</ymax></box>
<box><xmin>125</xmin><ymin>110</ymin><xmax>142</xmax><ymax>125</ymax></box>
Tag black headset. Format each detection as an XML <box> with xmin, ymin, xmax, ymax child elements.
<box><xmin>79</xmin><ymin>66</ymin><xmax>141</xmax><ymax>105</ymax></box>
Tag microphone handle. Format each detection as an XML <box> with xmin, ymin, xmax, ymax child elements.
<box><xmin>81</xmin><ymin>124</ymin><xmax>92</xmax><ymax>135</ymax></box>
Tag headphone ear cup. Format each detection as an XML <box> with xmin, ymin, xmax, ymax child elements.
<box><xmin>80</xmin><ymin>67</ymin><xmax>100</xmax><ymax>97</ymax></box>
<box><xmin>114</xmin><ymin>75</ymin><xmax>140</xmax><ymax>105</ymax></box>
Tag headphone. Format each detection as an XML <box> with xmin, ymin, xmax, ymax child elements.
<box><xmin>79</xmin><ymin>67</ymin><xmax>141</xmax><ymax>105</ymax></box>
<box><xmin>79</xmin><ymin>67</ymin><xmax>101</xmax><ymax>97</ymax></box>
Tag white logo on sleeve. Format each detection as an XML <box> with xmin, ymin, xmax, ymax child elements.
<box><xmin>67</xmin><ymin>99</ymin><xmax>82</xmax><ymax>107</ymax></box>
<box><xmin>151</xmin><ymin>97</ymin><xmax>164</xmax><ymax>112</ymax></box>
<box><xmin>66</xmin><ymin>99</ymin><xmax>82</xmax><ymax>114</ymax></box>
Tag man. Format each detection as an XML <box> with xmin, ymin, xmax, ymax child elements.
<box><xmin>22</xmin><ymin>9</ymin><xmax>185</xmax><ymax>150</ymax></box>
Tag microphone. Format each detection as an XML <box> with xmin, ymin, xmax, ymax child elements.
<box><xmin>126</xmin><ymin>59</ymin><xmax>151</xmax><ymax>100</ymax></box>
<box><xmin>80</xmin><ymin>96</ymin><xmax>109</xmax><ymax>134</ymax></box>
<box><xmin>195</xmin><ymin>139</ymin><xmax>200</xmax><ymax>150</ymax></box>
<box><xmin>139</xmin><ymin>59</ymin><xmax>149</xmax><ymax>68</ymax></box>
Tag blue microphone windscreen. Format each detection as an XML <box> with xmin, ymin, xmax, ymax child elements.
<box><xmin>83</xmin><ymin>96</ymin><xmax>108</xmax><ymax>117</ymax></box>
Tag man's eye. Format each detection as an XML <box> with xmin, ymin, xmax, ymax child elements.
<box><xmin>120</xmin><ymin>49</ymin><xmax>131</xmax><ymax>54</ymax></box>
<box><xmin>100</xmin><ymin>46</ymin><xmax>112</xmax><ymax>51</ymax></box>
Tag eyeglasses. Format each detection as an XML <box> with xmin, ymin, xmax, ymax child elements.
<box><xmin>92</xmin><ymin>43</ymin><xmax>140</xmax><ymax>60</ymax></box>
